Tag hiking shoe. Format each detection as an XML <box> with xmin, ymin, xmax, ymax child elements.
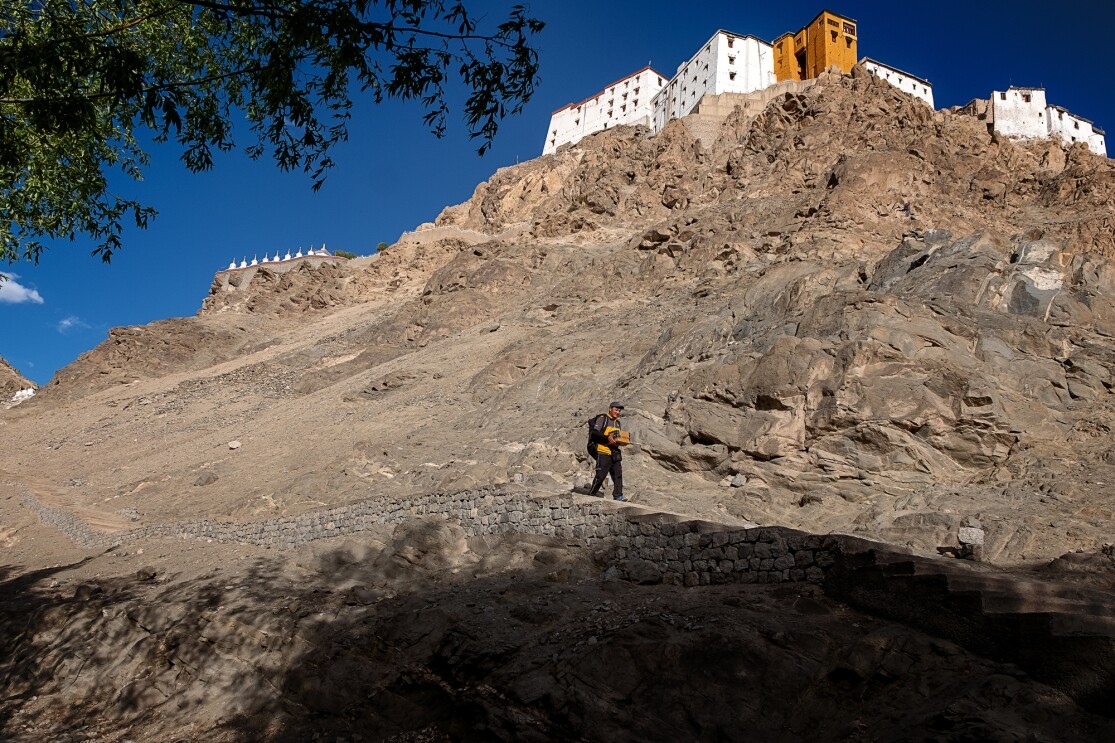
<box><xmin>613</xmin><ymin>495</ymin><xmax>626</xmax><ymax>502</ymax></box>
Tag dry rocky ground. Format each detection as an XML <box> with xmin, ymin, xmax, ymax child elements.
<box><xmin>3</xmin><ymin>65</ymin><xmax>1115</xmax><ymax>740</ymax></box>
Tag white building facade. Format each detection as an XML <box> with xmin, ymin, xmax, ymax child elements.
<box><xmin>992</xmin><ymin>87</ymin><xmax>1049</xmax><ymax>140</ymax></box>
<box><xmin>991</xmin><ymin>87</ymin><xmax>1106</xmax><ymax>156</ymax></box>
<box><xmin>862</xmin><ymin>58</ymin><xmax>934</xmax><ymax>108</ymax></box>
<box><xmin>542</xmin><ymin>67</ymin><xmax>667</xmax><ymax>155</ymax></box>
<box><xmin>651</xmin><ymin>32</ymin><xmax>776</xmax><ymax>131</ymax></box>
<box><xmin>1046</xmin><ymin>104</ymin><xmax>1106</xmax><ymax>155</ymax></box>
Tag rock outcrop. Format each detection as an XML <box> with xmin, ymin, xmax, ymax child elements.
<box><xmin>0</xmin><ymin>353</ymin><xmax>35</xmax><ymax>400</ymax></box>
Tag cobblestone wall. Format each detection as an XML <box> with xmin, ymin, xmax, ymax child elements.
<box><xmin>21</xmin><ymin>488</ymin><xmax>837</xmax><ymax>585</ymax></box>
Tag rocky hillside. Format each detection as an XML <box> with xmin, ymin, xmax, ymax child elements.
<box><xmin>0</xmin><ymin>353</ymin><xmax>35</xmax><ymax>400</ymax></box>
<box><xmin>4</xmin><ymin>64</ymin><xmax>1115</xmax><ymax>741</ymax></box>
<box><xmin>15</xmin><ymin>65</ymin><xmax>1115</xmax><ymax>561</ymax></box>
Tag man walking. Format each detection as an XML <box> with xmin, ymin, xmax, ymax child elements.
<box><xmin>588</xmin><ymin>402</ymin><xmax>627</xmax><ymax>501</ymax></box>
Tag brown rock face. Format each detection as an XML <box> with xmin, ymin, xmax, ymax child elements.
<box><xmin>0</xmin><ymin>353</ymin><xmax>35</xmax><ymax>399</ymax></box>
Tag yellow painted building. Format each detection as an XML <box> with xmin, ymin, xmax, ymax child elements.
<box><xmin>773</xmin><ymin>10</ymin><xmax>858</xmax><ymax>82</ymax></box>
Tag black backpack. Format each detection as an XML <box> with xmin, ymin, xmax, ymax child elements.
<box><xmin>586</xmin><ymin>413</ymin><xmax>606</xmax><ymax>458</ymax></box>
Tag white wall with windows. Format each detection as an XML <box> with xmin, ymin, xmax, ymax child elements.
<box><xmin>652</xmin><ymin>32</ymin><xmax>775</xmax><ymax>132</ymax></box>
<box><xmin>862</xmin><ymin>58</ymin><xmax>934</xmax><ymax>108</ymax></box>
<box><xmin>1046</xmin><ymin>105</ymin><xmax>1106</xmax><ymax>156</ymax></box>
<box><xmin>991</xmin><ymin>87</ymin><xmax>1049</xmax><ymax>140</ymax></box>
<box><xmin>543</xmin><ymin>67</ymin><xmax>667</xmax><ymax>155</ymax></box>
<box><xmin>991</xmin><ymin>87</ymin><xmax>1106</xmax><ymax>156</ymax></box>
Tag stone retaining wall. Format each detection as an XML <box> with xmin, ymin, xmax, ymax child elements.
<box><xmin>21</xmin><ymin>488</ymin><xmax>837</xmax><ymax>586</ymax></box>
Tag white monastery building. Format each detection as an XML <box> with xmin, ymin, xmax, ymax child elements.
<box><xmin>862</xmin><ymin>58</ymin><xmax>934</xmax><ymax>108</ymax></box>
<box><xmin>990</xmin><ymin>87</ymin><xmax>1106</xmax><ymax>156</ymax></box>
<box><xmin>543</xmin><ymin>67</ymin><xmax>666</xmax><ymax>155</ymax></box>
<box><xmin>651</xmin><ymin>32</ymin><xmax>777</xmax><ymax>132</ymax></box>
<box><xmin>542</xmin><ymin>18</ymin><xmax>930</xmax><ymax>155</ymax></box>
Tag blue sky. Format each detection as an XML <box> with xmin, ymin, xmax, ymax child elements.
<box><xmin>2</xmin><ymin>0</ymin><xmax>1112</xmax><ymax>385</ymax></box>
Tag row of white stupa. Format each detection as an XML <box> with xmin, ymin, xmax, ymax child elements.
<box><xmin>225</xmin><ymin>244</ymin><xmax>334</xmax><ymax>270</ymax></box>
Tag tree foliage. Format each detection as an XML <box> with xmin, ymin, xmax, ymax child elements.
<box><xmin>0</xmin><ymin>0</ymin><xmax>543</xmax><ymax>263</ymax></box>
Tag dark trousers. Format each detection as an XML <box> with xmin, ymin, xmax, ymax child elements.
<box><xmin>590</xmin><ymin>451</ymin><xmax>623</xmax><ymax>497</ymax></box>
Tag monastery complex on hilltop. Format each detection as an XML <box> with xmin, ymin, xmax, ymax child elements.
<box><xmin>543</xmin><ymin>9</ymin><xmax>1105</xmax><ymax>158</ymax></box>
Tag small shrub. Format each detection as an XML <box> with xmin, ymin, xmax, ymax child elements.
<box><xmin>334</xmin><ymin>249</ymin><xmax>357</xmax><ymax>259</ymax></box>
<box><xmin>376</xmin><ymin>241</ymin><xmax>389</xmax><ymax>252</ymax></box>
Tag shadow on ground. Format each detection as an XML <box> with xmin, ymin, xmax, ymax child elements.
<box><xmin>2</xmin><ymin>522</ymin><xmax>1114</xmax><ymax>742</ymax></box>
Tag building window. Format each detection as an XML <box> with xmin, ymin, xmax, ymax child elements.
<box><xmin>728</xmin><ymin>37</ymin><xmax>734</xmax><ymax>48</ymax></box>
<box><xmin>729</xmin><ymin>72</ymin><xmax>737</xmax><ymax>81</ymax></box>
<box><xmin>1075</xmin><ymin>121</ymin><xmax>1080</xmax><ymax>129</ymax></box>
<box><xmin>633</xmin><ymin>98</ymin><xmax>638</xmax><ymax>105</ymax></box>
<box><xmin>729</xmin><ymin>56</ymin><xmax>736</xmax><ymax>65</ymax></box>
<box><xmin>1000</xmin><ymin>92</ymin><xmax>1006</xmax><ymax>100</ymax></box>
<box><xmin>1022</xmin><ymin>93</ymin><xmax>1032</xmax><ymax>103</ymax></box>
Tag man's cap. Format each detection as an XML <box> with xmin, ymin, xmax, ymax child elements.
<box><xmin>609</xmin><ymin>401</ymin><xmax>624</xmax><ymax>409</ymax></box>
